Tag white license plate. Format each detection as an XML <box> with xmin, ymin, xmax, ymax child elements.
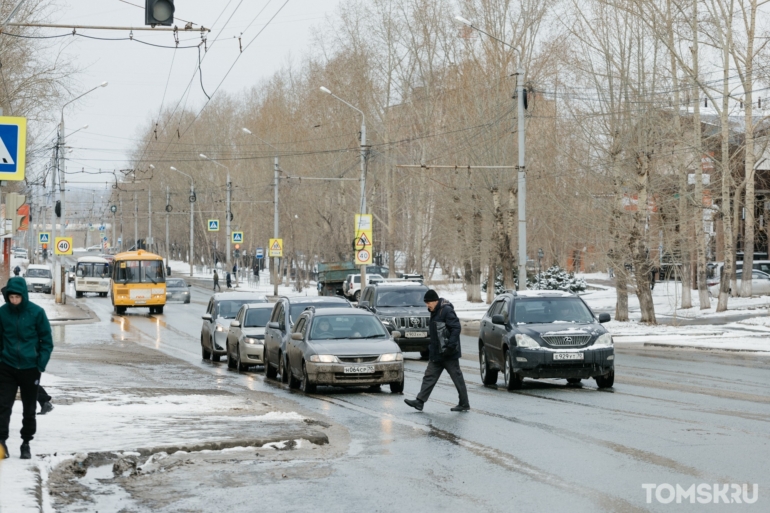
<box><xmin>343</xmin><ymin>365</ymin><xmax>375</xmax><ymax>374</ymax></box>
<box><xmin>553</xmin><ymin>353</ymin><xmax>584</xmax><ymax>361</ymax></box>
<box><xmin>135</xmin><ymin>300</ymin><xmax>146</xmax><ymax>304</ymax></box>
<box><xmin>405</xmin><ymin>331</ymin><xmax>427</xmax><ymax>338</ymax></box>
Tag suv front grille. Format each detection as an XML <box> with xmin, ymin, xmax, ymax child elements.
<box><xmin>541</xmin><ymin>335</ymin><xmax>591</xmax><ymax>347</ymax></box>
<box><xmin>392</xmin><ymin>317</ymin><xmax>430</xmax><ymax>329</ymax></box>
<box><xmin>338</xmin><ymin>356</ymin><xmax>379</xmax><ymax>363</ymax></box>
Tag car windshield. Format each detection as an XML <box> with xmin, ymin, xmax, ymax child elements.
<box><xmin>513</xmin><ymin>298</ymin><xmax>594</xmax><ymax>324</ymax></box>
<box><xmin>376</xmin><ymin>289</ymin><xmax>427</xmax><ymax>307</ymax></box>
<box><xmin>167</xmin><ymin>279</ymin><xmax>186</xmax><ymax>287</ymax></box>
<box><xmin>309</xmin><ymin>315</ymin><xmax>389</xmax><ymax>340</ymax></box>
<box><xmin>77</xmin><ymin>263</ymin><xmax>110</xmax><ymax>278</ymax></box>
<box><xmin>217</xmin><ymin>300</ymin><xmax>254</xmax><ymax>319</ymax></box>
<box><xmin>27</xmin><ymin>268</ymin><xmax>51</xmax><ymax>278</ymax></box>
<box><xmin>244</xmin><ymin>308</ymin><xmax>271</xmax><ymax>327</ymax></box>
<box><xmin>114</xmin><ymin>260</ymin><xmax>165</xmax><ymax>284</ymax></box>
<box><xmin>290</xmin><ymin>302</ymin><xmax>350</xmax><ymax>321</ymax></box>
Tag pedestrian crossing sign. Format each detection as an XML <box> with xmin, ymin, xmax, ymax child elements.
<box><xmin>0</xmin><ymin>116</ymin><xmax>27</xmax><ymax>181</ymax></box>
<box><xmin>269</xmin><ymin>238</ymin><xmax>283</xmax><ymax>257</ymax></box>
<box><xmin>231</xmin><ymin>231</ymin><xmax>243</xmax><ymax>243</ymax></box>
<box><xmin>39</xmin><ymin>232</ymin><xmax>50</xmax><ymax>244</ymax></box>
<box><xmin>208</xmin><ymin>219</ymin><xmax>219</xmax><ymax>231</ymax></box>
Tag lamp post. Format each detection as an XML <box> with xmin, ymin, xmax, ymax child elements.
<box><xmin>242</xmin><ymin>127</ymin><xmax>281</xmax><ymax>296</ymax></box>
<box><xmin>199</xmin><ymin>154</ymin><xmax>231</xmax><ymax>271</ymax></box>
<box><xmin>455</xmin><ymin>15</ymin><xmax>527</xmax><ymax>290</ymax></box>
<box><xmin>319</xmin><ymin>86</ymin><xmax>368</xmax><ymax>288</ymax></box>
<box><xmin>54</xmin><ymin>81</ymin><xmax>108</xmax><ymax>303</ymax></box>
<box><xmin>170</xmin><ymin>166</ymin><xmax>195</xmax><ymax>277</ymax></box>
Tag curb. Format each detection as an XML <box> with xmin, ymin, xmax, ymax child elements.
<box><xmin>643</xmin><ymin>342</ymin><xmax>770</xmax><ymax>353</ymax></box>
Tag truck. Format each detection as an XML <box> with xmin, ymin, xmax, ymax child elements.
<box><xmin>316</xmin><ymin>261</ymin><xmax>390</xmax><ymax>296</ymax></box>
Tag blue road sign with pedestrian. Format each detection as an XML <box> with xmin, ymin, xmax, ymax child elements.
<box><xmin>0</xmin><ymin>116</ymin><xmax>27</xmax><ymax>181</ymax></box>
<box><xmin>39</xmin><ymin>233</ymin><xmax>50</xmax><ymax>243</ymax></box>
<box><xmin>232</xmin><ymin>231</ymin><xmax>243</xmax><ymax>243</ymax></box>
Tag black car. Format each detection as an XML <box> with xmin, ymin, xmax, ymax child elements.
<box><xmin>264</xmin><ymin>296</ymin><xmax>352</xmax><ymax>382</ymax></box>
<box><xmin>358</xmin><ymin>282</ymin><xmax>431</xmax><ymax>359</ymax></box>
<box><xmin>478</xmin><ymin>290</ymin><xmax>614</xmax><ymax>389</ymax></box>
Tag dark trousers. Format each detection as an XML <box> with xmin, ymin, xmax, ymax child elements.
<box><xmin>0</xmin><ymin>363</ymin><xmax>40</xmax><ymax>442</ymax></box>
<box><xmin>416</xmin><ymin>358</ymin><xmax>469</xmax><ymax>407</ymax></box>
<box><xmin>38</xmin><ymin>385</ymin><xmax>51</xmax><ymax>407</ymax></box>
<box><xmin>213</xmin><ymin>281</ymin><xmax>221</xmax><ymax>291</ymax></box>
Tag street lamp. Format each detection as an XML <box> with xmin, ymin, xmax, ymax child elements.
<box><xmin>242</xmin><ymin>127</ymin><xmax>281</xmax><ymax>296</ymax></box>
<box><xmin>454</xmin><ymin>15</ymin><xmax>527</xmax><ymax>290</ymax></box>
<box><xmin>200</xmin><ymin>153</ymin><xmax>232</xmax><ymax>271</ymax></box>
<box><xmin>53</xmin><ymin>81</ymin><xmax>108</xmax><ymax>304</ymax></box>
<box><xmin>319</xmin><ymin>86</ymin><xmax>369</xmax><ymax>288</ymax></box>
<box><xmin>170</xmin><ymin>166</ymin><xmax>195</xmax><ymax>278</ymax></box>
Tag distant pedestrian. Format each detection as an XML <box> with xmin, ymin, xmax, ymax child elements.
<box><xmin>649</xmin><ymin>266</ymin><xmax>656</xmax><ymax>290</ymax></box>
<box><xmin>0</xmin><ymin>277</ymin><xmax>54</xmax><ymax>459</ymax></box>
<box><xmin>404</xmin><ymin>289</ymin><xmax>470</xmax><ymax>412</ymax></box>
<box><xmin>226</xmin><ymin>272</ymin><xmax>232</xmax><ymax>289</ymax></box>
<box><xmin>13</xmin><ymin>266</ymin><xmax>20</xmax><ymax>276</ymax></box>
<box><xmin>213</xmin><ymin>270</ymin><xmax>221</xmax><ymax>292</ymax></box>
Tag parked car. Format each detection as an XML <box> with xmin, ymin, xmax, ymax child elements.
<box><xmin>708</xmin><ymin>269</ymin><xmax>770</xmax><ymax>296</ymax></box>
<box><xmin>264</xmin><ymin>296</ymin><xmax>352</xmax><ymax>381</ymax></box>
<box><xmin>166</xmin><ymin>278</ymin><xmax>191</xmax><ymax>303</ymax></box>
<box><xmin>13</xmin><ymin>248</ymin><xmax>28</xmax><ymax>260</ymax></box>
<box><xmin>343</xmin><ymin>273</ymin><xmax>384</xmax><ymax>301</ymax></box>
<box><xmin>478</xmin><ymin>290</ymin><xmax>615</xmax><ymax>389</ymax></box>
<box><xmin>25</xmin><ymin>264</ymin><xmax>53</xmax><ymax>294</ymax></box>
<box><xmin>226</xmin><ymin>303</ymin><xmax>274</xmax><ymax>371</ymax></box>
<box><xmin>358</xmin><ymin>282</ymin><xmax>431</xmax><ymax>359</ymax></box>
<box><xmin>201</xmin><ymin>292</ymin><xmax>268</xmax><ymax>362</ymax></box>
<box><xmin>67</xmin><ymin>264</ymin><xmax>76</xmax><ymax>283</ymax></box>
<box><xmin>707</xmin><ymin>260</ymin><xmax>770</xmax><ymax>291</ymax></box>
<box><xmin>284</xmin><ymin>307</ymin><xmax>404</xmax><ymax>393</ymax></box>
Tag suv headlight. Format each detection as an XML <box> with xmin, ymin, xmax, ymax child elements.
<box><xmin>309</xmin><ymin>355</ymin><xmax>339</xmax><ymax>363</ymax></box>
<box><xmin>244</xmin><ymin>337</ymin><xmax>261</xmax><ymax>345</ymax></box>
<box><xmin>515</xmin><ymin>334</ymin><xmax>540</xmax><ymax>348</ymax></box>
<box><xmin>379</xmin><ymin>353</ymin><xmax>403</xmax><ymax>362</ymax></box>
<box><xmin>216</xmin><ymin>325</ymin><xmax>226</xmax><ymax>332</ymax></box>
<box><xmin>594</xmin><ymin>333</ymin><xmax>613</xmax><ymax>347</ymax></box>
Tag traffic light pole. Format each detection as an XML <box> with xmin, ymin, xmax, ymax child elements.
<box><xmin>165</xmin><ymin>187</ymin><xmax>170</xmax><ymax>271</ymax></box>
<box><xmin>134</xmin><ymin>191</ymin><xmax>138</xmax><ymax>251</ymax></box>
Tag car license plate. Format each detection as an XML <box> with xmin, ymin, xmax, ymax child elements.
<box><xmin>343</xmin><ymin>365</ymin><xmax>375</xmax><ymax>374</ymax></box>
<box><xmin>135</xmin><ymin>300</ymin><xmax>146</xmax><ymax>304</ymax></box>
<box><xmin>405</xmin><ymin>331</ymin><xmax>427</xmax><ymax>338</ymax></box>
<box><xmin>553</xmin><ymin>353</ymin><xmax>584</xmax><ymax>361</ymax></box>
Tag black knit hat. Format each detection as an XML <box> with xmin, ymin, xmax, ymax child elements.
<box><xmin>423</xmin><ymin>289</ymin><xmax>439</xmax><ymax>302</ymax></box>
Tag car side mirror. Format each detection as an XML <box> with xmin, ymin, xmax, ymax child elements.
<box><xmin>230</xmin><ymin>320</ymin><xmax>241</xmax><ymax>328</ymax></box>
<box><xmin>201</xmin><ymin>313</ymin><xmax>212</xmax><ymax>321</ymax></box>
<box><xmin>391</xmin><ymin>330</ymin><xmax>402</xmax><ymax>339</ymax></box>
<box><xmin>491</xmin><ymin>314</ymin><xmax>506</xmax><ymax>325</ymax></box>
<box><xmin>267</xmin><ymin>321</ymin><xmax>280</xmax><ymax>329</ymax></box>
<box><xmin>598</xmin><ymin>313</ymin><xmax>611</xmax><ymax>323</ymax></box>
<box><xmin>291</xmin><ymin>332</ymin><xmax>304</xmax><ymax>341</ymax></box>
<box><xmin>359</xmin><ymin>301</ymin><xmax>370</xmax><ymax>309</ymax></box>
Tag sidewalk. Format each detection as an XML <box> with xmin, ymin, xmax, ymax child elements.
<box><xmin>31</xmin><ymin>294</ymin><xmax>95</xmax><ymax>323</ymax></box>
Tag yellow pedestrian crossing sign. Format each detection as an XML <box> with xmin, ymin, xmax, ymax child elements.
<box><xmin>0</xmin><ymin>116</ymin><xmax>27</xmax><ymax>181</ymax></box>
<box><xmin>39</xmin><ymin>232</ymin><xmax>50</xmax><ymax>244</ymax></box>
<box><xmin>208</xmin><ymin>219</ymin><xmax>219</xmax><ymax>231</ymax></box>
<box><xmin>231</xmin><ymin>231</ymin><xmax>243</xmax><ymax>243</ymax></box>
<box><xmin>268</xmin><ymin>238</ymin><xmax>283</xmax><ymax>257</ymax></box>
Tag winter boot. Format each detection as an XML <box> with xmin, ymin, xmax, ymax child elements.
<box><xmin>0</xmin><ymin>440</ymin><xmax>8</xmax><ymax>459</ymax></box>
<box><xmin>404</xmin><ymin>399</ymin><xmax>424</xmax><ymax>411</ymax></box>
<box><xmin>39</xmin><ymin>401</ymin><xmax>54</xmax><ymax>415</ymax></box>
<box><xmin>20</xmin><ymin>442</ymin><xmax>31</xmax><ymax>460</ymax></box>
<box><xmin>450</xmin><ymin>404</ymin><xmax>470</xmax><ymax>412</ymax></box>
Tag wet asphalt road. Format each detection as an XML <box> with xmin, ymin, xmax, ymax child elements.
<box><xmin>64</xmin><ymin>281</ymin><xmax>770</xmax><ymax>512</ymax></box>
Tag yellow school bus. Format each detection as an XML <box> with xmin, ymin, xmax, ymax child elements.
<box><xmin>111</xmin><ymin>250</ymin><xmax>167</xmax><ymax>314</ymax></box>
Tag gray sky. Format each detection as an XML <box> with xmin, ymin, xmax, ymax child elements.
<box><xmin>36</xmin><ymin>0</ymin><xmax>340</xmax><ymax>189</ymax></box>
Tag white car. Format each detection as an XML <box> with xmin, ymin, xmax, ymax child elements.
<box><xmin>708</xmin><ymin>269</ymin><xmax>770</xmax><ymax>296</ymax></box>
<box><xmin>25</xmin><ymin>264</ymin><xmax>53</xmax><ymax>294</ymax></box>
<box><xmin>87</xmin><ymin>245</ymin><xmax>102</xmax><ymax>252</ymax></box>
<box><xmin>343</xmin><ymin>273</ymin><xmax>384</xmax><ymax>301</ymax></box>
<box><xmin>226</xmin><ymin>303</ymin><xmax>274</xmax><ymax>371</ymax></box>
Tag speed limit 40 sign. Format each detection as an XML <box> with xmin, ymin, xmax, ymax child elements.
<box><xmin>54</xmin><ymin>237</ymin><xmax>73</xmax><ymax>255</ymax></box>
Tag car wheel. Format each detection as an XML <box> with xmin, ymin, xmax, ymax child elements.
<box><xmin>479</xmin><ymin>344</ymin><xmax>498</xmax><ymax>386</ymax></box>
<box><xmin>595</xmin><ymin>370</ymin><xmax>615</xmax><ymax>389</ymax></box>
<box><xmin>226</xmin><ymin>347</ymin><xmax>236</xmax><ymax>369</ymax></box>
<box><xmin>279</xmin><ymin>353</ymin><xmax>289</xmax><ymax>384</ymax></box>
<box><xmin>503</xmin><ymin>349</ymin><xmax>523</xmax><ymax>390</ymax></box>
<box><xmin>75</xmin><ymin>291</ymin><xmax>83</xmax><ymax>298</ymax></box>
<box><xmin>237</xmin><ymin>345</ymin><xmax>248</xmax><ymax>372</ymax></box>
<box><xmin>354</xmin><ymin>290</ymin><xmax>361</xmax><ymax>302</ymax></box>
<box><xmin>210</xmin><ymin>346</ymin><xmax>220</xmax><ymax>363</ymax></box>
<box><xmin>567</xmin><ymin>378</ymin><xmax>582</xmax><ymax>385</ymax></box>
<box><xmin>300</xmin><ymin>362</ymin><xmax>316</xmax><ymax>393</ymax></box>
<box><xmin>419</xmin><ymin>350</ymin><xmax>429</xmax><ymax>360</ymax></box>
<box><xmin>202</xmin><ymin>343</ymin><xmax>211</xmax><ymax>360</ymax></box>
<box><xmin>287</xmin><ymin>357</ymin><xmax>300</xmax><ymax>389</ymax></box>
<box><xmin>390</xmin><ymin>379</ymin><xmax>404</xmax><ymax>394</ymax></box>
<box><xmin>265</xmin><ymin>353</ymin><xmax>277</xmax><ymax>379</ymax></box>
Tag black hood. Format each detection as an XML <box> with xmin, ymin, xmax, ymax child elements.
<box><xmin>374</xmin><ymin>306</ymin><xmax>430</xmax><ymax>317</ymax></box>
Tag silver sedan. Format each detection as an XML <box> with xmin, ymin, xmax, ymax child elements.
<box><xmin>226</xmin><ymin>303</ymin><xmax>274</xmax><ymax>371</ymax></box>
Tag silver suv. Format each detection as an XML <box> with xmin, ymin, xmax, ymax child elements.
<box><xmin>201</xmin><ymin>292</ymin><xmax>268</xmax><ymax>362</ymax></box>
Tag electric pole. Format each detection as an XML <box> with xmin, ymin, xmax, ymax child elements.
<box><xmin>134</xmin><ymin>191</ymin><xmax>138</xmax><ymax>251</ymax></box>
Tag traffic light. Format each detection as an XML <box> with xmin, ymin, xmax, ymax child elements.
<box><xmin>145</xmin><ymin>0</ymin><xmax>175</xmax><ymax>26</ymax></box>
<box><xmin>55</xmin><ymin>200</ymin><xmax>61</xmax><ymax>218</ymax></box>
<box><xmin>6</xmin><ymin>192</ymin><xmax>26</xmax><ymax>231</ymax></box>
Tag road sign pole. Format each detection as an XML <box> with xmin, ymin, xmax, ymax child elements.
<box><xmin>134</xmin><ymin>191</ymin><xmax>138</xmax><ymax>251</ymax></box>
<box><xmin>148</xmin><ymin>188</ymin><xmax>152</xmax><ymax>253</ymax></box>
<box><xmin>226</xmin><ymin>172</ymin><xmax>231</xmax><ymax>270</ymax></box>
<box><xmin>190</xmin><ymin>182</ymin><xmax>194</xmax><ymax>278</ymax></box>
<box><xmin>165</xmin><ymin>186</ymin><xmax>170</xmax><ymax>271</ymax></box>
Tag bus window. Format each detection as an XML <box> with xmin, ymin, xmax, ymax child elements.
<box><xmin>115</xmin><ymin>261</ymin><xmax>165</xmax><ymax>284</ymax></box>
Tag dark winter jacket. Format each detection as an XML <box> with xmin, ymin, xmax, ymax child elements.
<box><xmin>0</xmin><ymin>277</ymin><xmax>53</xmax><ymax>372</ymax></box>
<box><xmin>428</xmin><ymin>298</ymin><xmax>462</xmax><ymax>362</ymax></box>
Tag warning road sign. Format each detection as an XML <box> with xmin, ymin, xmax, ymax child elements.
<box><xmin>0</xmin><ymin>116</ymin><xmax>27</xmax><ymax>181</ymax></box>
<box><xmin>354</xmin><ymin>213</ymin><xmax>373</xmax><ymax>251</ymax></box>
<box><xmin>39</xmin><ymin>232</ymin><xmax>50</xmax><ymax>244</ymax></box>
<box><xmin>208</xmin><ymin>219</ymin><xmax>220</xmax><ymax>231</ymax></box>
<box><xmin>232</xmin><ymin>231</ymin><xmax>243</xmax><ymax>243</ymax></box>
<box><xmin>355</xmin><ymin>232</ymin><xmax>371</xmax><ymax>249</ymax></box>
<box><xmin>355</xmin><ymin>249</ymin><xmax>372</xmax><ymax>265</ymax></box>
<box><xmin>268</xmin><ymin>238</ymin><xmax>283</xmax><ymax>257</ymax></box>
<box><xmin>55</xmin><ymin>237</ymin><xmax>73</xmax><ymax>255</ymax></box>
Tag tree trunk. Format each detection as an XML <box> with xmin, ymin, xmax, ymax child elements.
<box><xmin>717</xmin><ymin>36</ymin><xmax>735</xmax><ymax>311</ymax></box>
<box><xmin>740</xmin><ymin>0</ymin><xmax>757</xmax><ymax>297</ymax></box>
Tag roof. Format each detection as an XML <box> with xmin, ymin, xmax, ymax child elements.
<box><xmin>283</xmin><ymin>296</ymin><xmax>350</xmax><ymax>304</ymax></box>
<box><xmin>373</xmin><ymin>281</ymin><xmax>427</xmax><ymax>288</ymax></box>
<box><xmin>76</xmin><ymin>256</ymin><xmax>109</xmax><ymax>263</ymax></box>
<box><xmin>243</xmin><ymin>302</ymin><xmax>274</xmax><ymax>309</ymax></box>
<box><xmin>309</xmin><ymin>307</ymin><xmax>373</xmax><ymax>317</ymax></box>
<box><xmin>27</xmin><ymin>264</ymin><xmax>51</xmax><ymax>270</ymax></box>
<box><xmin>211</xmin><ymin>292</ymin><xmax>268</xmax><ymax>301</ymax></box>
<box><xmin>511</xmin><ymin>290</ymin><xmax>575</xmax><ymax>298</ymax></box>
<box><xmin>114</xmin><ymin>250</ymin><xmax>164</xmax><ymax>261</ymax></box>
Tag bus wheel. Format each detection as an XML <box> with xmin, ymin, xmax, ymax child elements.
<box><xmin>75</xmin><ymin>291</ymin><xmax>82</xmax><ymax>298</ymax></box>
<box><xmin>156</xmin><ymin>306</ymin><xmax>164</xmax><ymax>314</ymax></box>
